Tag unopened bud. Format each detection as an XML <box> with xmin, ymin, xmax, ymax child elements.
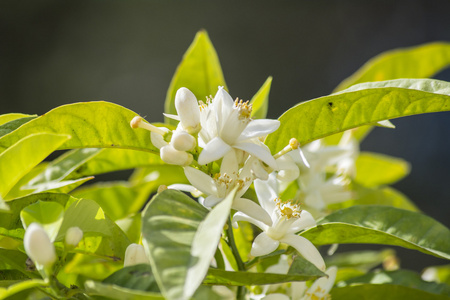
<box><xmin>65</xmin><ymin>227</ymin><xmax>83</xmax><ymax>248</ymax></box>
<box><xmin>157</xmin><ymin>185</ymin><xmax>167</xmax><ymax>193</ymax></box>
<box><xmin>276</xmin><ymin>155</ymin><xmax>300</xmax><ymax>182</ymax></box>
<box><xmin>24</xmin><ymin>223</ymin><xmax>57</xmax><ymax>268</ymax></box>
<box><xmin>151</xmin><ymin>132</ymin><xmax>168</xmax><ymax>149</ymax></box>
<box><xmin>124</xmin><ymin>243</ymin><xmax>150</xmax><ymax>267</ymax></box>
<box><xmin>160</xmin><ymin>144</ymin><xmax>193</xmax><ymax>166</ymax></box>
<box><xmin>130</xmin><ymin>116</ymin><xmax>169</xmax><ymax>136</ymax></box>
<box><xmin>175</xmin><ymin>88</ymin><xmax>201</xmax><ymax>134</ymax></box>
<box><xmin>171</xmin><ymin>130</ymin><xmax>196</xmax><ymax>151</ymax></box>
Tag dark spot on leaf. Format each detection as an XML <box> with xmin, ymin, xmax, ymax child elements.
<box><xmin>328</xmin><ymin>102</ymin><xmax>333</xmax><ymax>108</ymax></box>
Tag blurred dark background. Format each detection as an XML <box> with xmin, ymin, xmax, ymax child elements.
<box><xmin>1</xmin><ymin>0</ymin><xmax>449</xmax><ymax>271</ymax></box>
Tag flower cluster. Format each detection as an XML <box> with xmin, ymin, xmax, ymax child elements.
<box><xmin>131</xmin><ymin>86</ymin><xmax>334</xmax><ymax>272</ymax></box>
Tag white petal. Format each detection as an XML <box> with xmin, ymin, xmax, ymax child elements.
<box><xmin>262</xmin><ymin>294</ymin><xmax>290</xmax><ymax>300</ymax></box>
<box><xmin>203</xmin><ymin>195</ymin><xmax>223</xmax><ymax>207</ymax></box>
<box><xmin>280</xmin><ymin>234</ymin><xmax>325</xmax><ymax>271</ymax></box>
<box><xmin>287</xmin><ymin>210</ymin><xmax>317</xmax><ymax>234</ymax></box>
<box><xmin>234</xmin><ymin>142</ymin><xmax>277</xmax><ymax>170</ymax></box>
<box><xmin>238</xmin><ymin>119</ymin><xmax>280</xmax><ymax>141</ymax></box>
<box><xmin>220</xmin><ymin>149</ymin><xmax>239</xmax><ymax>175</ymax></box>
<box><xmin>167</xmin><ymin>184</ymin><xmax>202</xmax><ymax>197</ymax></box>
<box><xmin>184</xmin><ymin>167</ymin><xmax>217</xmax><ymax>196</ymax></box>
<box><xmin>198</xmin><ymin>137</ymin><xmax>232</xmax><ymax>165</ymax></box>
<box><xmin>232</xmin><ymin>198</ymin><xmax>272</xmax><ymax>226</ymax></box>
<box><xmin>175</xmin><ymin>87</ymin><xmax>201</xmax><ymax>132</ymax></box>
<box><xmin>231</xmin><ymin>211</ymin><xmax>267</xmax><ymax>231</ymax></box>
<box><xmin>307</xmin><ymin>266</ymin><xmax>338</xmax><ymax>296</ymax></box>
<box><xmin>251</xmin><ymin>232</ymin><xmax>280</xmax><ymax>257</ymax></box>
<box><xmin>162</xmin><ymin>113</ymin><xmax>181</xmax><ymax>121</ymax></box>
<box><xmin>150</xmin><ymin>132</ymin><xmax>168</xmax><ymax>149</ymax></box>
<box><xmin>213</xmin><ymin>87</ymin><xmax>234</xmax><ymax>131</ymax></box>
<box><xmin>276</xmin><ymin>155</ymin><xmax>300</xmax><ymax>182</ymax></box>
<box><xmin>254</xmin><ymin>175</ymin><xmax>278</xmax><ymax>214</ymax></box>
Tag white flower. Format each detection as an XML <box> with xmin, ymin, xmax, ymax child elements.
<box><xmin>183</xmin><ymin>163</ymin><xmax>272</xmax><ymax>226</ymax></box>
<box><xmin>197</xmin><ymin>87</ymin><xmax>280</xmax><ymax>169</ymax></box>
<box><xmin>24</xmin><ymin>223</ymin><xmax>57</xmax><ymax>268</ymax></box>
<box><xmin>295</xmin><ymin>266</ymin><xmax>337</xmax><ymax>300</ymax></box>
<box><xmin>124</xmin><ymin>243</ymin><xmax>150</xmax><ymax>267</ymax></box>
<box><xmin>171</xmin><ymin>129</ymin><xmax>196</xmax><ymax>151</ymax></box>
<box><xmin>174</xmin><ymin>87</ymin><xmax>201</xmax><ymax>134</ymax></box>
<box><xmin>65</xmin><ymin>226</ymin><xmax>83</xmax><ymax>248</ymax></box>
<box><xmin>232</xmin><ymin>174</ymin><xmax>325</xmax><ymax>271</ymax></box>
<box><xmin>160</xmin><ymin>144</ymin><xmax>193</xmax><ymax>166</ymax></box>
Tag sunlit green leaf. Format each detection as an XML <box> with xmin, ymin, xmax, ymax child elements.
<box><xmin>0</xmin><ymin>114</ymin><xmax>36</xmax><ymax>126</ymax></box>
<box><xmin>331</xmin><ymin>284</ymin><xmax>450</xmax><ymax>300</ymax></box>
<box><xmin>334</xmin><ymin>269</ymin><xmax>450</xmax><ymax>299</ymax></box>
<box><xmin>56</xmin><ymin>199</ymin><xmax>130</xmax><ymax>261</ymax></box>
<box><xmin>4</xmin><ymin>164</ymin><xmax>47</xmax><ymax>201</ymax></box>
<box><xmin>329</xmin><ymin>184</ymin><xmax>419</xmax><ymax>212</ymax></box>
<box><xmin>354</xmin><ymin>152</ymin><xmax>410</xmax><ymax>187</ymax></box>
<box><xmin>266</xmin><ymin>79</ymin><xmax>450</xmax><ymax>153</ymax></box>
<box><xmin>250</xmin><ymin>76</ymin><xmax>272</xmax><ymax>119</ymax></box>
<box><xmin>142</xmin><ymin>190</ymin><xmax>208</xmax><ymax>300</ymax></box>
<box><xmin>0</xmin><ymin>249</ymin><xmax>34</xmax><ymax>277</ymax></box>
<box><xmin>0</xmin><ymin>279</ymin><xmax>47</xmax><ymax>299</ymax></box>
<box><xmin>164</xmin><ymin>30</ymin><xmax>227</xmax><ymax>125</ymax></box>
<box><xmin>0</xmin><ymin>193</ymin><xmax>73</xmax><ymax>230</ymax></box>
<box><xmin>102</xmin><ymin>264</ymin><xmax>160</xmax><ymax>293</ymax></box>
<box><xmin>85</xmin><ymin>280</ymin><xmax>164</xmax><ymax>300</ymax></box>
<box><xmin>204</xmin><ymin>261</ymin><xmax>325</xmax><ymax>286</ymax></box>
<box><xmin>0</xmin><ymin>116</ymin><xmax>37</xmax><ymax>139</ymax></box>
<box><xmin>0</xmin><ymin>102</ymin><xmax>158</xmax><ymax>154</ymax></box>
<box><xmin>20</xmin><ymin>201</ymin><xmax>65</xmax><ymax>241</ymax></box>
<box><xmin>64</xmin><ymin>253</ymin><xmax>122</xmax><ymax>281</ymax></box>
<box><xmin>301</xmin><ymin>205</ymin><xmax>450</xmax><ymax>259</ymax></box>
<box><xmin>335</xmin><ymin>42</ymin><xmax>450</xmax><ymax>92</ymax></box>
<box><xmin>0</xmin><ymin>133</ymin><xmax>70</xmax><ymax>197</ymax></box>
<box><xmin>324</xmin><ymin>249</ymin><xmax>396</xmax><ymax>271</ymax></box>
<box><xmin>116</xmin><ymin>214</ymin><xmax>142</xmax><ymax>244</ymax></box>
<box><xmin>183</xmin><ymin>189</ymin><xmax>234</xmax><ymax>299</ymax></box>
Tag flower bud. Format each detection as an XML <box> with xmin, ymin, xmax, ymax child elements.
<box><xmin>175</xmin><ymin>87</ymin><xmax>201</xmax><ymax>134</ymax></box>
<box><xmin>151</xmin><ymin>132</ymin><xmax>169</xmax><ymax>149</ymax></box>
<box><xmin>24</xmin><ymin>223</ymin><xmax>57</xmax><ymax>268</ymax></box>
<box><xmin>171</xmin><ymin>130</ymin><xmax>196</xmax><ymax>151</ymax></box>
<box><xmin>124</xmin><ymin>243</ymin><xmax>150</xmax><ymax>267</ymax></box>
<box><xmin>276</xmin><ymin>155</ymin><xmax>300</xmax><ymax>182</ymax></box>
<box><xmin>160</xmin><ymin>144</ymin><xmax>193</xmax><ymax>166</ymax></box>
<box><xmin>65</xmin><ymin>226</ymin><xmax>83</xmax><ymax>248</ymax></box>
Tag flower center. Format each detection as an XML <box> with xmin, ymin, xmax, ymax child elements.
<box><xmin>234</xmin><ymin>98</ymin><xmax>252</xmax><ymax>120</ymax></box>
<box><xmin>306</xmin><ymin>286</ymin><xmax>331</xmax><ymax>300</ymax></box>
<box><xmin>274</xmin><ymin>198</ymin><xmax>302</xmax><ymax>219</ymax></box>
<box><xmin>213</xmin><ymin>172</ymin><xmax>250</xmax><ymax>196</ymax></box>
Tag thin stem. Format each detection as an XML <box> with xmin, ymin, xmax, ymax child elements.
<box><xmin>226</xmin><ymin>218</ymin><xmax>246</xmax><ymax>300</ymax></box>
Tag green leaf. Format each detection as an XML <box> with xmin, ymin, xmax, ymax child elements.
<box><xmin>335</xmin><ymin>42</ymin><xmax>450</xmax><ymax>92</ymax></box>
<box><xmin>164</xmin><ymin>30</ymin><xmax>227</xmax><ymax>125</ymax></box>
<box><xmin>0</xmin><ymin>249</ymin><xmax>35</xmax><ymax>277</ymax></box>
<box><xmin>0</xmin><ymin>193</ymin><xmax>73</xmax><ymax>230</ymax></box>
<box><xmin>0</xmin><ymin>116</ymin><xmax>37</xmax><ymax>139</ymax></box>
<box><xmin>116</xmin><ymin>214</ymin><xmax>142</xmax><ymax>244</ymax></box>
<box><xmin>334</xmin><ymin>269</ymin><xmax>450</xmax><ymax>299</ymax></box>
<box><xmin>63</xmin><ymin>253</ymin><xmax>122</xmax><ymax>281</ymax></box>
<box><xmin>331</xmin><ymin>284</ymin><xmax>450</xmax><ymax>300</ymax></box>
<box><xmin>141</xmin><ymin>190</ymin><xmax>208</xmax><ymax>300</ymax></box>
<box><xmin>85</xmin><ymin>280</ymin><xmax>164</xmax><ymax>300</ymax></box>
<box><xmin>301</xmin><ymin>205</ymin><xmax>450</xmax><ymax>259</ymax></box>
<box><xmin>183</xmin><ymin>188</ymin><xmax>234</xmax><ymax>299</ymax></box>
<box><xmin>20</xmin><ymin>201</ymin><xmax>65</xmax><ymax>241</ymax></box>
<box><xmin>250</xmin><ymin>76</ymin><xmax>272</xmax><ymax>119</ymax></box>
<box><xmin>102</xmin><ymin>264</ymin><xmax>160</xmax><ymax>293</ymax></box>
<box><xmin>56</xmin><ymin>199</ymin><xmax>130</xmax><ymax>260</ymax></box>
<box><xmin>204</xmin><ymin>263</ymin><xmax>325</xmax><ymax>286</ymax></box>
<box><xmin>0</xmin><ymin>133</ymin><xmax>70</xmax><ymax>197</ymax></box>
<box><xmin>354</xmin><ymin>152</ymin><xmax>410</xmax><ymax>187</ymax></box>
<box><xmin>67</xmin><ymin>148</ymin><xmax>162</xmax><ymax>179</ymax></box>
<box><xmin>265</xmin><ymin>79</ymin><xmax>450</xmax><ymax>154</ymax></box>
<box><xmin>0</xmin><ymin>279</ymin><xmax>47</xmax><ymax>299</ymax></box>
<box><xmin>0</xmin><ymin>102</ymin><xmax>158</xmax><ymax>154</ymax></box>
<box><xmin>329</xmin><ymin>184</ymin><xmax>419</xmax><ymax>212</ymax></box>
<box><xmin>0</xmin><ymin>114</ymin><xmax>36</xmax><ymax>126</ymax></box>
<box><xmin>324</xmin><ymin>249</ymin><xmax>396</xmax><ymax>271</ymax></box>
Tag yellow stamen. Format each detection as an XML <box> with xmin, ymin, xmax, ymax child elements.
<box><xmin>274</xmin><ymin>198</ymin><xmax>302</xmax><ymax>219</ymax></box>
<box><xmin>234</xmin><ymin>98</ymin><xmax>252</xmax><ymax>120</ymax></box>
<box><xmin>274</xmin><ymin>137</ymin><xmax>300</xmax><ymax>159</ymax></box>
